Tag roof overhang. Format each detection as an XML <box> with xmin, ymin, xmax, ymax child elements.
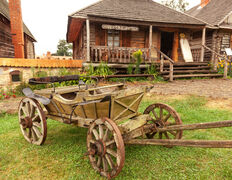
<box><xmin>67</xmin><ymin>16</ymin><xmax>85</xmax><ymax>43</ymax></box>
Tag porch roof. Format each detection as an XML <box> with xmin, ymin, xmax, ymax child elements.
<box><xmin>69</xmin><ymin>0</ymin><xmax>205</xmax><ymax>26</ymax></box>
<box><xmin>187</xmin><ymin>0</ymin><xmax>232</xmax><ymax>27</ymax></box>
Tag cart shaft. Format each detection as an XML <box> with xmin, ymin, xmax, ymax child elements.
<box><xmin>126</xmin><ymin>139</ymin><xmax>232</xmax><ymax>148</ymax></box>
<box><xmin>157</xmin><ymin>120</ymin><xmax>232</xmax><ymax>132</ymax></box>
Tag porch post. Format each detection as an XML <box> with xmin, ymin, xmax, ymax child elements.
<box><xmin>86</xmin><ymin>19</ymin><xmax>90</xmax><ymax>62</ymax></box>
<box><xmin>200</xmin><ymin>27</ymin><xmax>206</xmax><ymax>62</ymax></box>
<box><xmin>149</xmin><ymin>25</ymin><xmax>153</xmax><ymax>62</ymax></box>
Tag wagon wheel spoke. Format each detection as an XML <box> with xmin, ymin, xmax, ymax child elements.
<box><xmin>164</xmin><ymin>132</ymin><xmax>170</xmax><ymax>139</ymax></box>
<box><xmin>92</xmin><ymin>129</ymin><xmax>100</xmax><ymax>140</ymax></box>
<box><xmin>22</xmin><ymin>106</ymin><xmax>28</xmax><ymax>117</ymax></box>
<box><xmin>97</xmin><ymin>157</ymin><xmax>102</xmax><ymax>168</ymax></box>
<box><xmin>106</xmin><ymin>148</ymin><xmax>117</xmax><ymax>158</ymax></box>
<box><xmin>102</xmin><ymin>157</ymin><xmax>108</xmax><ymax>172</ymax></box>
<box><xmin>163</xmin><ymin>113</ymin><xmax>171</xmax><ymax>122</ymax></box>
<box><xmin>32</xmin><ymin>114</ymin><xmax>40</xmax><ymax>122</ymax></box>
<box><xmin>32</xmin><ymin>127</ymin><xmax>42</xmax><ymax>138</ymax></box>
<box><xmin>151</xmin><ymin>109</ymin><xmax>158</xmax><ymax>120</ymax></box>
<box><xmin>31</xmin><ymin>128</ymin><xmax>37</xmax><ymax>142</ymax></box>
<box><xmin>90</xmin><ymin>139</ymin><xmax>96</xmax><ymax>144</ymax></box>
<box><xmin>26</xmin><ymin>102</ymin><xmax>31</xmax><ymax>116</ymax></box>
<box><xmin>33</xmin><ymin>122</ymin><xmax>41</xmax><ymax>129</ymax></box>
<box><xmin>106</xmin><ymin>139</ymin><xmax>115</xmax><ymax>147</ymax></box>
<box><xmin>99</xmin><ymin>125</ymin><xmax>104</xmax><ymax>139</ymax></box>
<box><xmin>103</xmin><ymin>128</ymin><xmax>109</xmax><ymax>141</ymax></box>
<box><xmin>168</xmin><ymin>130</ymin><xmax>177</xmax><ymax>137</ymax></box>
<box><xmin>160</xmin><ymin>108</ymin><xmax>163</xmax><ymax>120</ymax></box>
<box><xmin>28</xmin><ymin>128</ymin><xmax>32</xmax><ymax>138</ymax></box>
<box><xmin>30</xmin><ymin>105</ymin><xmax>36</xmax><ymax>118</ymax></box>
<box><xmin>105</xmin><ymin>154</ymin><xmax>114</xmax><ymax>169</ymax></box>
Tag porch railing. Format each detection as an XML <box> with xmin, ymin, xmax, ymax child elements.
<box><xmin>153</xmin><ymin>46</ymin><xmax>174</xmax><ymax>82</ymax></box>
<box><xmin>90</xmin><ymin>46</ymin><xmax>150</xmax><ymax>63</ymax></box>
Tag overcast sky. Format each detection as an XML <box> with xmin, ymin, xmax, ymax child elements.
<box><xmin>20</xmin><ymin>0</ymin><xmax>201</xmax><ymax>55</ymax></box>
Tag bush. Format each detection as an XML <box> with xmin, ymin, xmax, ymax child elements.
<box><xmin>132</xmin><ymin>50</ymin><xmax>143</xmax><ymax>74</ymax></box>
<box><xmin>86</xmin><ymin>62</ymin><xmax>114</xmax><ymax>77</ymax></box>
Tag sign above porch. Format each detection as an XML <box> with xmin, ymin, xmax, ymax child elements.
<box><xmin>102</xmin><ymin>24</ymin><xmax>139</xmax><ymax>31</ymax></box>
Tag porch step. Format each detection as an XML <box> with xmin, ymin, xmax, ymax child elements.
<box><xmin>163</xmin><ymin>74</ymin><xmax>223</xmax><ymax>80</ymax></box>
<box><xmin>160</xmin><ymin>70</ymin><xmax>217</xmax><ymax>75</ymax></box>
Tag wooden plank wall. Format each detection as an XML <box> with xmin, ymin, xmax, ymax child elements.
<box><xmin>0</xmin><ymin>16</ymin><xmax>14</xmax><ymax>58</ymax></box>
<box><xmin>130</xmin><ymin>30</ymin><xmax>146</xmax><ymax>48</ymax></box>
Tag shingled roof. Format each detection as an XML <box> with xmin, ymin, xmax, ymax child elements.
<box><xmin>70</xmin><ymin>0</ymin><xmax>205</xmax><ymax>26</ymax></box>
<box><xmin>187</xmin><ymin>0</ymin><xmax>232</xmax><ymax>27</ymax></box>
<box><xmin>0</xmin><ymin>0</ymin><xmax>36</xmax><ymax>41</ymax></box>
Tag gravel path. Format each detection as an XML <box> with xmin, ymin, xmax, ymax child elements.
<box><xmin>151</xmin><ymin>79</ymin><xmax>232</xmax><ymax>99</ymax></box>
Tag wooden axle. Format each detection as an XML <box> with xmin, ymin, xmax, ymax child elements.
<box><xmin>156</xmin><ymin>120</ymin><xmax>232</xmax><ymax>132</ymax></box>
<box><xmin>126</xmin><ymin>139</ymin><xmax>232</xmax><ymax>148</ymax></box>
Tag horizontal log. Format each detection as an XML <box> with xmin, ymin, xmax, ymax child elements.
<box><xmin>156</xmin><ymin>120</ymin><xmax>232</xmax><ymax>132</ymax></box>
<box><xmin>126</xmin><ymin>139</ymin><xmax>232</xmax><ymax>148</ymax></box>
<box><xmin>92</xmin><ymin>74</ymin><xmax>154</xmax><ymax>79</ymax></box>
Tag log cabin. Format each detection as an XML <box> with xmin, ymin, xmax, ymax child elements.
<box><xmin>0</xmin><ymin>0</ymin><xmax>36</xmax><ymax>59</ymax></box>
<box><xmin>66</xmin><ymin>0</ymin><xmax>207</xmax><ymax>65</ymax></box>
<box><xmin>188</xmin><ymin>0</ymin><xmax>232</xmax><ymax>66</ymax></box>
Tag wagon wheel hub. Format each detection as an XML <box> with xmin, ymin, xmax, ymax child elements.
<box><xmin>92</xmin><ymin>140</ymin><xmax>106</xmax><ymax>157</ymax></box>
<box><xmin>20</xmin><ymin>117</ymin><xmax>33</xmax><ymax>129</ymax></box>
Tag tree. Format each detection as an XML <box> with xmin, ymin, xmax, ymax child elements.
<box><xmin>55</xmin><ymin>39</ymin><xmax>73</xmax><ymax>56</ymax></box>
<box><xmin>161</xmin><ymin>0</ymin><xmax>189</xmax><ymax>12</ymax></box>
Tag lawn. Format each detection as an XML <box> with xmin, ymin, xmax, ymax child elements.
<box><xmin>1</xmin><ymin>95</ymin><xmax>232</xmax><ymax>179</ymax></box>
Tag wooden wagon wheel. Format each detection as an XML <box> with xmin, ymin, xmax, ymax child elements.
<box><xmin>87</xmin><ymin>117</ymin><xmax>125</xmax><ymax>179</ymax></box>
<box><xmin>18</xmin><ymin>98</ymin><xmax>47</xmax><ymax>145</ymax></box>
<box><xmin>144</xmin><ymin>103</ymin><xmax>183</xmax><ymax>147</ymax></box>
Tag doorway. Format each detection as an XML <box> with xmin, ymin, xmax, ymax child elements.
<box><xmin>161</xmin><ymin>32</ymin><xmax>174</xmax><ymax>58</ymax></box>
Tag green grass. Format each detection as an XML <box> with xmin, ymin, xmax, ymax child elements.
<box><xmin>1</xmin><ymin>96</ymin><xmax>232</xmax><ymax>179</ymax></box>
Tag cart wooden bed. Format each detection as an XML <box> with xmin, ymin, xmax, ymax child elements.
<box><xmin>18</xmin><ymin>75</ymin><xmax>232</xmax><ymax>179</ymax></box>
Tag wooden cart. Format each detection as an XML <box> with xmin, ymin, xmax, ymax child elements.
<box><xmin>18</xmin><ymin>75</ymin><xmax>232</xmax><ymax>179</ymax></box>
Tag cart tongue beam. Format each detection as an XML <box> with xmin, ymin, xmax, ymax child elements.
<box><xmin>125</xmin><ymin>139</ymin><xmax>232</xmax><ymax>148</ymax></box>
<box><xmin>156</xmin><ymin>120</ymin><xmax>232</xmax><ymax>132</ymax></box>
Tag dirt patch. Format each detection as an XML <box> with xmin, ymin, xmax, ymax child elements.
<box><xmin>144</xmin><ymin>93</ymin><xmax>188</xmax><ymax>101</ymax></box>
<box><xmin>0</xmin><ymin>97</ymin><xmax>21</xmax><ymax>114</ymax></box>
<box><xmin>205</xmin><ymin>98</ymin><xmax>232</xmax><ymax>112</ymax></box>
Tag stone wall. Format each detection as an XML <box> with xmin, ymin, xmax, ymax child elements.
<box><xmin>0</xmin><ymin>67</ymin><xmax>82</xmax><ymax>89</ymax></box>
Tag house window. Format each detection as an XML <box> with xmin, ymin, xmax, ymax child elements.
<box><xmin>10</xmin><ymin>70</ymin><xmax>21</xmax><ymax>82</ymax></box>
<box><xmin>108</xmin><ymin>30</ymin><xmax>120</xmax><ymax>48</ymax></box>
